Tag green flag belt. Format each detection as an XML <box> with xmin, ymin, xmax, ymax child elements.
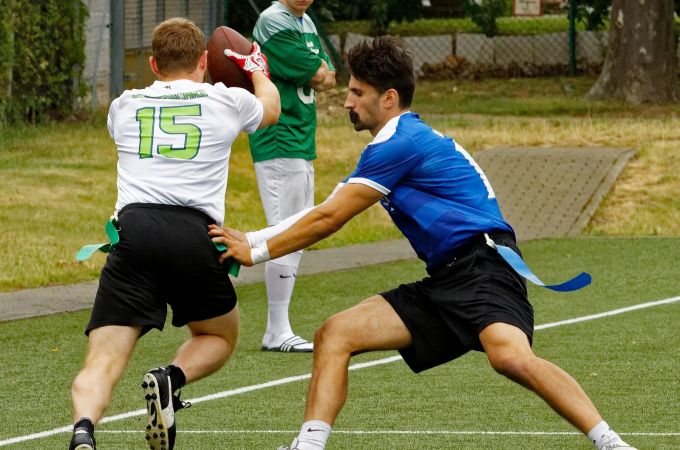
<box><xmin>76</xmin><ymin>216</ymin><xmax>240</xmax><ymax>277</ymax></box>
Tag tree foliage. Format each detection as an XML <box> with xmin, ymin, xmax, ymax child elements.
<box><xmin>3</xmin><ymin>0</ymin><xmax>87</xmax><ymax>125</ymax></box>
<box><xmin>578</xmin><ymin>0</ymin><xmax>680</xmax><ymax>30</ymax></box>
<box><xmin>0</xmin><ymin>0</ymin><xmax>16</xmax><ymax>127</ymax></box>
<box><xmin>227</xmin><ymin>0</ymin><xmax>423</xmax><ymax>36</ymax></box>
<box><xmin>465</xmin><ymin>0</ymin><xmax>510</xmax><ymax>37</ymax></box>
<box><xmin>575</xmin><ymin>0</ymin><xmax>611</xmax><ymax>30</ymax></box>
<box><xmin>314</xmin><ymin>0</ymin><xmax>423</xmax><ymax>34</ymax></box>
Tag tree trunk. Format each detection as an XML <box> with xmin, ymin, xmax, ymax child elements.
<box><xmin>587</xmin><ymin>0</ymin><xmax>678</xmax><ymax>103</ymax></box>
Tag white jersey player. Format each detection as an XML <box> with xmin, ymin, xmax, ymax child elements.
<box><xmin>69</xmin><ymin>18</ymin><xmax>279</xmax><ymax>450</ymax></box>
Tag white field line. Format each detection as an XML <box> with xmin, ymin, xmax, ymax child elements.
<box><xmin>1</xmin><ymin>295</ymin><xmax>678</xmax><ymax>447</ymax></box>
<box><xmin>95</xmin><ymin>430</ymin><xmax>680</xmax><ymax>437</ymax></box>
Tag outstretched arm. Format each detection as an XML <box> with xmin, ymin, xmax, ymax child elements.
<box><xmin>210</xmin><ymin>183</ymin><xmax>384</xmax><ymax>266</ymax></box>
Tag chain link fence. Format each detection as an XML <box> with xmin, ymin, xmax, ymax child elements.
<box><xmin>83</xmin><ymin>1</ymin><xmax>674</xmax><ymax>106</ymax></box>
<box><xmin>299</xmin><ymin>16</ymin><xmax>611</xmax><ymax>81</ymax></box>
<box><xmin>84</xmin><ymin>0</ymin><xmax>110</xmax><ymax>109</ymax></box>
<box><xmin>84</xmin><ymin>0</ymin><xmax>221</xmax><ymax>108</ymax></box>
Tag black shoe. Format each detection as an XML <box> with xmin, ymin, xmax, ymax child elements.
<box><xmin>142</xmin><ymin>367</ymin><xmax>190</xmax><ymax>450</ymax></box>
<box><xmin>69</xmin><ymin>417</ymin><xmax>96</xmax><ymax>450</ymax></box>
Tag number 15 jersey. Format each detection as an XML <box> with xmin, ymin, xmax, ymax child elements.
<box><xmin>107</xmin><ymin>79</ymin><xmax>263</xmax><ymax>225</ymax></box>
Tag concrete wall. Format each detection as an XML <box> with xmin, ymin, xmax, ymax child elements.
<box><xmin>456</xmin><ymin>31</ymin><xmax>608</xmax><ymax>67</ymax></box>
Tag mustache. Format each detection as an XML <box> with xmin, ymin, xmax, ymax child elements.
<box><xmin>348</xmin><ymin>110</ymin><xmax>359</xmax><ymax>124</ymax></box>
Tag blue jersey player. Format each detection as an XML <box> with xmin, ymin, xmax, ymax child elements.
<box><xmin>211</xmin><ymin>37</ymin><xmax>636</xmax><ymax>450</ymax></box>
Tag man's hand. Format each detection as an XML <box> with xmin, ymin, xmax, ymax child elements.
<box><xmin>208</xmin><ymin>225</ymin><xmax>254</xmax><ymax>266</ymax></box>
<box><xmin>225</xmin><ymin>42</ymin><xmax>270</xmax><ymax>80</ymax></box>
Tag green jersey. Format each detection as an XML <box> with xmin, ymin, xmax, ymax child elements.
<box><xmin>249</xmin><ymin>1</ymin><xmax>334</xmax><ymax>162</ymax></box>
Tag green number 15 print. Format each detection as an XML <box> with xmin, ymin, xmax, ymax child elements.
<box><xmin>135</xmin><ymin>105</ymin><xmax>203</xmax><ymax>159</ymax></box>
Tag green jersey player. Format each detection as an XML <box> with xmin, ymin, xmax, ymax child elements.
<box><xmin>249</xmin><ymin>0</ymin><xmax>336</xmax><ymax>353</ymax></box>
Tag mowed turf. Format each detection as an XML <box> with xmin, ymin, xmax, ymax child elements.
<box><xmin>0</xmin><ymin>237</ymin><xmax>678</xmax><ymax>449</ymax></box>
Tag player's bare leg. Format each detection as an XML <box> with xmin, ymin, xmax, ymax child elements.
<box><xmin>70</xmin><ymin>325</ymin><xmax>141</xmax><ymax>449</ymax></box>
<box><xmin>72</xmin><ymin>325</ymin><xmax>142</xmax><ymax>423</ymax></box>
<box><xmin>142</xmin><ymin>306</ymin><xmax>240</xmax><ymax>450</ymax></box>
<box><xmin>480</xmin><ymin>322</ymin><xmax>635</xmax><ymax>449</ymax></box>
<box><xmin>279</xmin><ymin>295</ymin><xmax>411</xmax><ymax>450</ymax></box>
<box><xmin>172</xmin><ymin>305</ymin><xmax>240</xmax><ymax>382</ymax></box>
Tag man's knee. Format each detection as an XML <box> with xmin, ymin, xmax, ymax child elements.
<box><xmin>188</xmin><ymin>309</ymin><xmax>239</xmax><ymax>343</ymax></box>
<box><xmin>314</xmin><ymin>315</ymin><xmax>353</xmax><ymax>353</ymax></box>
<box><xmin>487</xmin><ymin>349</ymin><xmax>538</xmax><ymax>384</ymax></box>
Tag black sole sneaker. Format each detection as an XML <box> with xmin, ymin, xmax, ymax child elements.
<box><xmin>142</xmin><ymin>367</ymin><xmax>177</xmax><ymax>450</ymax></box>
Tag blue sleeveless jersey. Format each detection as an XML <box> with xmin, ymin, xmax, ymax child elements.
<box><xmin>344</xmin><ymin>112</ymin><xmax>514</xmax><ymax>272</ymax></box>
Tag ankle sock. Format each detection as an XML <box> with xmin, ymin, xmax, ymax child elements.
<box><xmin>167</xmin><ymin>364</ymin><xmax>186</xmax><ymax>390</ymax></box>
<box><xmin>588</xmin><ymin>421</ymin><xmax>627</xmax><ymax>449</ymax></box>
<box><xmin>295</xmin><ymin>420</ymin><xmax>331</xmax><ymax>449</ymax></box>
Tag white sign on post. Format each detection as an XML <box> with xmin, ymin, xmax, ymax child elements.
<box><xmin>513</xmin><ymin>0</ymin><xmax>542</xmax><ymax>16</ymax></box>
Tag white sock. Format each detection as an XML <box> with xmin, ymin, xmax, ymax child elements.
<box><xmin>263</xmin><ymin>262</ymin><xmax>297</xmax><ymax>344</ymax></box>
<box><xmin>294</xmin><ymin>420</ymin><xmax>331</xmax><ymax>450</ymax></box>
<box><xmin>588</xmin><ymin>421</ymin><xmax>628</xmax><ymax>449</ymax></box>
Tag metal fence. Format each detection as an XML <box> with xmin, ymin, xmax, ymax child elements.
<box><xmin>84</xmin><ymin>0</ymin><xmax>221</xmax><ymax>108</ymax></box>
<box><xmin>335</xmin><ymin>28</ymin><xmax>609</xmax><ymax>80</ymax></box>
<box><xmin>82</xmin><ymin>1</ymin><xmax>625</xmax><ymax>107</ymax></box>
<box><xmin>84</xmin><ymin>0</ymin><xmax>110</xmax><ymax>109</ymax></box>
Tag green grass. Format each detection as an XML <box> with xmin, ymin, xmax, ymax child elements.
<box><xmin>411</xmin><ymin>77</ymin><xmax>680</xmax><ymax>116</ymax></box>
<box><xmin>2</xmin><ymin>77</ymin><xmax>680</xmax><ymax>290</ymax></box>
<box><xmin>0</xmin><ymin>237</ymin><xmax>678</xmax><ymax>449</ymax></box>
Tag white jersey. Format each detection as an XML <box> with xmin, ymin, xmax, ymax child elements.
<box><xmin>107</xmin><ymin>79</ymin><xmax>263</xmax><ymax>225</ymax></box>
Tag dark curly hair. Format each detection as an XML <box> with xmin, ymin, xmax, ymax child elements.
<box><xmin>346</xmin><ymin>36</ymin><xmax>415</xmax><ymax>108</ymax></box>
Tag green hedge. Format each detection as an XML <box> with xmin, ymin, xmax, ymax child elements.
<box><xmin>0</xmin><ymin>1</ymin><xmax>15</xmax><ymax>127</ymax></box>
<box><xmin>1</xmin><ymin>0</ymin><xmax>86</xmax><ymax>126</ymax></box>
<box><xmin>325</xmin><ymin>15</ymin><xmax>587</xmax><ymax>38</ymax></box>
<box><xmin>325</xmin><ymin>14</ymin><xmax>680</xmax><ymax>39</ymax></box>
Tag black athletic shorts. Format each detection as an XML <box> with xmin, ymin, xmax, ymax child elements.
<box><xmin>381</xmin><ymin>232</ymin><xmax>534</xmax><ymax>373</ymax></box>
<box><xmin>86</xmin><ymin>203</ymin><xmax>237</xmax><ymax>336</ymax></box>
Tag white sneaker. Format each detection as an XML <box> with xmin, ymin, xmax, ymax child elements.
<box><xmin>277</xmin><ymin>437</ymin><xmax>300</xmax><ymax>449</ymax></box>
<box><xmin>262</xmin><ymin>335</ymin><xmax>313</xmax><ymax>353</ymax></box>
<box><xmin>600</xmin><ymin>436</ymin><xmax>637</xmax><ymax>450</ymax></box>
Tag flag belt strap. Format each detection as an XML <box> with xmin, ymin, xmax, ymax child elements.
<box><xmin>484</xmin><ymin>233</ymin><xmax>591</xmax><ymax>292</ymax></box>
<box><xmin>76</xmin><ymin>215</ymin><xmax>240</xmax><ymax>277</ymax></box>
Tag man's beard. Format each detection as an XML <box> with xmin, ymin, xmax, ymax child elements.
<box><xmin>348</xmin><ymin>110</ymin><xmax>367</xmax><ymax>131</ymax></box>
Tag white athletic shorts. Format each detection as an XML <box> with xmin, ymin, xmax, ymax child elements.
<box><xmin>254</xmin><ymin>158</ymin><xmax>314</xmax><ymax>267</ymax></box>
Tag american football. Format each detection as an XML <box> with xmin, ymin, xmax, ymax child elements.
<box><xmin>207</xmin><ymin>26</ymin><xmax>254</xmax><ymax>92</ymax></box>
